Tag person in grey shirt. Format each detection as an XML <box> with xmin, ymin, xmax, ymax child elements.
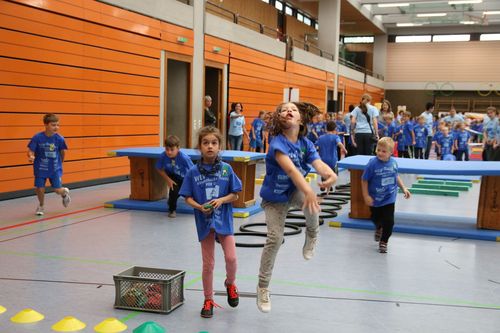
<box><xmin>351</xmin><ymin>94</ymin><xmax>379</xmax><ymax>155</ymax></box>
<box><xmin>420</xmin><ymin>102</ymin><xmax>434</xmax><ymax>159</ymax></box>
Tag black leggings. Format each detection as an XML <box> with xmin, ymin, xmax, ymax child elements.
<box><xmin>355</xmin><ymin>133</ymin><xmax>375</xmax><ymax>155</ymax></box>
<box><xmin>370</xmin><ymin>203</ymin><xmax>395</xmax><ymax>243</ymax></box>
<box><xmin>167</xmin><ymin>174</ymin><xmax>183</xmax><ymax>213</ymax></box>
<box><xmin>414</xmin><ymin>147</ymin><xmax>424</xmax><ymax>159</ymax></box>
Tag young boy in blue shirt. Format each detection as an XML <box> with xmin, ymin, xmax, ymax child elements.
<box><xmin>27</xmin><ymin>113</ymin><xmax>70</xmax><ymax>216</ymax></box>
<box><xmin>250</xmin><ymin>111</ymin><xmax>266</xmax><ymax>152</ymax></box>
<box><xmin>362</xmin><ymin>137</ymin><xmax>411</xmax><ymax>253</ymax></box>
<box><xmin>436</xmin><ymin>126</ymin><xmax>454</xmax><ymax>160</ymax></box>
<box><xmin>316</xmin><ymin>121</ymin><xmax>348</xmax><ymax>176</ymax></box>
<box><xmin>156</xmin><ymin>135</ymin><xmax>194</xmax><ymax>218</ymax></box>
<box><xmin>453</xmin><ymin>122</ymin><xmax>471</xmax><ymax>161</ymax></box>
<box><xmin>413</xmin><ymin>116</ymin><xmax>429</xmax><ymax>159</ymax></box>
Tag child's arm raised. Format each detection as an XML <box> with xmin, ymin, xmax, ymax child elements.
<box><xmin>275</xmin><ymin>151</ymin><xmax>320</xmax><ymax>214</ymax></box>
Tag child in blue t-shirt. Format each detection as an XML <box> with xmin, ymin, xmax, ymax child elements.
<box><xmin>413</xmin><ymin>116</ymin><xmax>429</xmax><ymax>159</ymax></box>
<box><xmin>402</xmin><ymin>111</ymin><xmax>415</xmax><ymax>158</ymax></box>
<box><xmin>27</xmin><ymin>113</ymin><xmax>70</xmax><ymax>216</ymax></box>
<box><xmin>155</xmin><ymin>135</ymin><xmax>194</xmax><ymax>218</ymax></box>
<box><xmin>362</xmin><ymin>137</ymin><xmax>411</xmax><ymax>253</ymax></box>
<box><xmin>250</xmin><ymin>111</ymin><xmax>266</xmax><ymax>152</ymax></box>
<box><xmin>394</xmin><ymin>119</ymin><xmax>408</xmax><ymax>158</ymax></box>
<box><xmin>436</xmin><ymin>126</ymin><xmax>454</xmax><ymax>159</ymax></box>
<box><xmin>454</xmin><ymin>122</ymin><xmax>471</xmax><ymax>161</ymax></box>
<box><xmin>257</xmin><ymin>102</ymin><xmax>337</xmax><ymax>313</ymax></box>
<box><xmin>179</xmin><ymin>126</ymin><xmax>242</xmax><ymax>318</ymax></box>
<box><xmin>316</xmin><ymin>121</ymin><xmax>348</xmax><ymax>176</ymax></box>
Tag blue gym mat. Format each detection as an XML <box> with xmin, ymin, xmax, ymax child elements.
<box><xmin>329</xmin><ymin>212</ymin><xmax>500</xmax><ymax>242</ymax></box>
<box><xmin>105</xmin><ymin>197</ymin><xmax>263</xmax><ymax>218</ymax></box>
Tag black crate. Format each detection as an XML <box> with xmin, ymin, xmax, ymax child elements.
<box><xmin>113</xmin><ymin>266</ymin><xmax>185</xmax><ymax>314</ymax></box>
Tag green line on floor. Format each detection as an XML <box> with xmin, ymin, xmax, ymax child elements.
<box><xmin>184</xmin><ymin>275</ymin><xmax>203</xmax><ymax>288</ymax></box>
<box><xmin>412</xmin><ymin>183</ymin><xmax>469</xmax><ymax>191</ymax></box>
<box><xmin>400</xmin><ymin>188</ymin><xmax>460</xmax><ymax>196</ymax></box>
<box><xmin>120</xmin><ymin>311</ymin><xmax>140</xmax><ymax>323</ymax></box>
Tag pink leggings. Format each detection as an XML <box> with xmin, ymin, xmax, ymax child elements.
<box><xmin>200</xmin><ymin>229</ymin><xmax>237</xmax><ymax>300</ymax></box>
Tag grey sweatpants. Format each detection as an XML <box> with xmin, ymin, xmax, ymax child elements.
<box><xmin>258</xmin><ymin>190</ymin><xmax>319</xmax><ymax>288</ymax></box>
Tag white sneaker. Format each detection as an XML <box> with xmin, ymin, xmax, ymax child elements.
<box><xmin>256</xmin><ymin>286</ymin><xmax>271</xmax><ymax>313</ymax></box>
<box><xmin>62</xmin><ymin>187</ymin><xmax>71</xmax><ymax>207</ymax></box>
<box><xmin>36</xmin><ymin>206</ymin><xmax>44</xmax><ymax>216</ymax></box>
<box><xmin>303</xmin><ymin>234</ymin><xmax>318</xmax><ymax>260</ymax></box>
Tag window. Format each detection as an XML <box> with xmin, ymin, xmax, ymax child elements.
<box><xmin>261</xmin><ymin>0</ymin><xmax>269</xmax><ymax>3</ymax></box>
<box><xmin>303</xmin><ymin>16</ymin><xmax>311</xmax><ymax>25</ymax></box>
<box><xmin>395</xmin><ymin>35</ymin><xmax>432</xmax><ymax>43</ymax></box>
<box><xmin>285</xmin><ymin>5</ymin><xmax>293</xmax><ymax>16</ymax></box>
<box><xmin>480</xmin><ymin>33</ymin><xmax>500</xmax><ymax>41</ymax></box>
<box><xmin>433</xmin><ymin>34</ymin><xmax>470</xmax><ymax>42</ymax></box>
<box><xmin>315</xmin><ymin>22</ymin><xmax>319</xmax><ymax>30</ymax></box>
<box><xmin>297</xmin><ymin>12</ymin><xmax>304</xmax><ymax>22</ymax></box>
<box><xmin>275</xmin><ymin>0</ymin><xmax>283</xmax><ymax>11</ymax></box>
<box><xmin>343</xmin><ymin>36</ymin><xmax>374</xmax><ymax>43</ymax></box>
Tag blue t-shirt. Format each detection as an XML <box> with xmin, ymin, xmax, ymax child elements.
<box><xmin>313</xmin><ymin>122</ymin><xmax>326</xmax><ymax>138</ymax></box>
<box><xmin>394</xmin><ymin>124</ymin><xmax>406</xmax><ymax>150</ymax></box>
<box><xmin>179</xmin><ymin>161</ymin><xmax>242</xmax><ymax>241</ymax></box>
<box><xmin>420</xmin><ymin>111</ymin><xmax>434</xmax><ymax>137</ymax></box>
<box><xmin>28</xmin><ymin>132</ymin><xmax>68</xmax><ymax>178</ymax></box>
<box><xmin>455</xmin><ymin>131</ymin><xmax>470</xmax><ymax>151</ymax></box>
<box><xmin>316</xmin><ymin>133</ymin><xmax>340</xmax><ymax>170</ymax></box>
<box><xmin>352</xmin><ymin>105</ymin><xmax>379</xmax><ymax>134</ymax></box>
<box><xmin>335</xmin><ymin>120</ymin><xmax>347</xmax><ymax>138</ymax></box>
<box><xmin>155</xmin><ymin>150</ymin><xmax>194</xmax><ymax>178</ymax></box>
<box><xmin>362</xmin><ymin>156</ymin><xmax>399</xmax><ymax>207</ymax></box>
<box><xmin>403</xmin><ymin>122</ymin><xmax>414</xmax><ymax>145</ymax></box>
<box><xmin>438</xmin><ymin>135</ymin><xmax>454</xmax><ymax>156</ymax></box>
<box><xmin>413</xmin><ymin>125</ymin><xmax>428</xmax><ymax>148</ymax></box>
<box><xmin>228</xmin><ymin>112</ymin><xmax>246</xmax><ymax>136</ymax></box>
<box><xmin>251</xmin><ymin>118</ymin><xmax>265</xmax><ymax>143</ymax></box>
<box><xmin>484</xmin><ymin>117</ymin><xmax>498</xmax><ymax>141</ymax></box>
<box><xmin>260</xmin><ymin>134</ymin><xmax>320</xmax><ymax>202</ymax></box>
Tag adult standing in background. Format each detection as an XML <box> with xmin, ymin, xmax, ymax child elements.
<box><xmin>420</xmin><ymin>102</ymin><xmax>434</xmax><ymax>159</ymax></box>
<box><xmin>483</xmin><ymin>106</ymin><xmax>498</xmax><ymax>161</ymax></box>
<box><xmin>204</xmin><ymin>95</ymin><xmax>217</xmax><ymax>127</ymax></box>
<box><xmin>443</xmin><ymin>106</ymin><xmax>464</xmax><ymax>127</ymax></box>
<box><xmin>228</xmin><ymin>102</ymin><xmax>249</xmax><ymax>151</ymax></box>
<box><xmin>344</xmin><ymin>104</ymin><xmax>356</xmax><ymax>157</ymax></box>
<box><xmin>351</xmin><ymin>94</ymin><xmax>379</xmax><ymax>155</ymax></box>
<box><xmin>379</xmin><ymin>99</ymin><xmax>394</xmax><ymax>119</ymax></box>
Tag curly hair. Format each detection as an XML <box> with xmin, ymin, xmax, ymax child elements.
<box><xmin>267</xmin><ymin>101</ymin><xmax>321</xmax><ymax>137</ymax></box>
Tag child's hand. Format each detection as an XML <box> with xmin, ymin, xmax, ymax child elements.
<box><xmin>342</xmin><ymin>148</ymin><xmax>348</xmax><ymax>155</ymax></box>
<box><xmin>363</xmin><ymin>195</ymin><xmax>374</xmax><ymax>206</ymax></box>
<box><xmin>318</xmin><ymin>174</ymin><xmax>336</xmax><ymax>195</ymax></box>
<box><xmin>166</xmin><ymin>179</ymin><xmax>177</xmax><ymax>190</ymax></box>
<box><xmin>302</xmin><ymin>190</ymin><xmax>320</xmax><ymax>215</ymax></box>
<box><xmin>200</xmin><ymin>203</ymin><xmax>213</xmax><ymax>215</ymax></box>
<box><xmin>28</xmin><ymin>155</ymin><xmax>35</xmax><ymax>163</ymax></box>
<box><xmin>402</xmin><ymin>187</ymin><xmax>411</xmax><ymax>199</ymax></box>
<box><xmin>209</xmin><ymin>198</ymin><xmax>224</xmax><ymax>210</ymax></box>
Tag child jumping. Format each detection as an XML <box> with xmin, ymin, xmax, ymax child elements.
<box><xmin>361</xmin><ymin>137</ymin><xmax>411</xmax><ymax>253</ymax></box>
<box><xmin>155</xmin><ymin>135</ymin><xmax>194</xmax><ymax>218</ymax></box>
<box><xmin>27</xmin><ymin>113</ymin><xmax>71</xmax><ymax>215</ymax></box>
<box><xmin>257</xmin><ymin>102</ymin><xmax>337</xmax><ymax>313</ymax></box>
<box><xmin>179</xmin><ymin>126</ymin><xmax>242</xmax><ymax>318</ymax></box>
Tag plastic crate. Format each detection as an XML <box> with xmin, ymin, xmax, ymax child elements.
<box><xmin>113</xmin><ymin>266</ymin><xmax>185</xmax><ymax>314</ymax></box>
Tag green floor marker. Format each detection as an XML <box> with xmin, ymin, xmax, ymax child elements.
<box><xmin>400</xmin><ymin>188</ymin><xmax>460</xmax><ymax>197</ymax></box>
<box><xmin>412</xmin><ymin>183</ymin><xmax>469</xmax><ymax>191</ymax></box>
<box><xmin>133</xmin><ymin>321</ymin><xmax>166</xmax><ymax>333</ymax></box>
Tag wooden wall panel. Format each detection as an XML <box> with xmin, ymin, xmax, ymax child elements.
<box><xmin>0</xmin><ymin>0</ymin><xmax>165</xmax><ymax>196</ymax></box>
<box><xmin>386</xmin><ymin>41</ymin><xmax>500</xmax><ymax>82</ymax></box>
<box><xmin>205</xmin><ymin>35</ymin><xmax>230</xmax><ymax>64</ymax></box>
<box><xmin>213</xmin><ymin>0</ymin><xmax>278</xmax><ymax>32</ymax></box>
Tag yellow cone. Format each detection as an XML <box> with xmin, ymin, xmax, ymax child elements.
<box><xmin>94</xmin><ymin>318</ymin><xmax>127</xmax><ymax>333</ymax></box>
<box><xmin>0</xmin><ymin>305</ymin><xmax>6</xmax><ymax>314</ymax></box>
<box><xmin>52</xmin><ymin>316</ymin><xmax>86</xmax><ymax>332</ymax></box>
<box><xmin>10</xmin><ymin>308</ymin><xmax>45</xmax><ymax>323</ymax></box>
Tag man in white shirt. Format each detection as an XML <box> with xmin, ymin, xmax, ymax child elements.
<box><xmin>420</xmin><ymin>102</ymin><xmax>434</xmax><ymax>159</ymax></box>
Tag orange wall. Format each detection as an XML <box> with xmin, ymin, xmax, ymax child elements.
<box><xmin>0</xmin><ymin>0</ymin><xmax>192</xmax><ymax>194</ymax></box>
<box><xmin>339</xmin><ymin>77</ymin><xmax>384</xmax><ymax>112</ymax></box>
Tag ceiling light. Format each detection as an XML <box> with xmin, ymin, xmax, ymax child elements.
<box><xmin>459</xmin><ymin>21</ymin><xmax>476</xmax><ymax>24</ymax></box>
<box><xmin>483</xmin><ymin>11</ymin><xmax>500</xmax><ymax>15</ymax></box>
<box><xmin>378</xmin><ymin>3</ymin><xmax>410</xmax><ymax>7</ymax></box>
<box><xmin>448</xmin><ymin>0</ymin><xmax>482</xmax><ymax>4</ymax></box>
<box><xmin>396</xmin><ymin>23</ymin><xmax>423</xmax><ymax>26</ymax></box>
<box><xmin>417</xmin><ymin>13</ymin><xmax>447</xmax><ymax>17</ymax></box>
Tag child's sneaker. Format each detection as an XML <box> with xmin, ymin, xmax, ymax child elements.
<box><xmin>374</xmin><ymin>227</ymin><xmax>382</xmax><ymax>242</ymax></box>
<box><xmin>379</xmin><ymin>241</ymin><xmax>388</xmax><ymax>253</ymax></box>
<box><xmin>168</xmin><ymin>211</ymin><xmax>176</xmax><ymax>218</ymax></box>
<box><xmin>35</xmin><ymin>206</ymin><xmax>44</xmax><ymax>216</ymax></box>
<box><xmin>200</xmin><ymin>299</ymin><xmax>221</xmax><ymax>318</ymax></box>
<box><xmin>256</xmin><ymin>285</ymin><xmax>271</xmax><ymax>313</ymax></box>
<box><xmin>302</xmin><ymin>233</ymin><xmax>318</xmax><ymax>260</ymax></box>
<box><xmin>225</xmin><ymin>281</ymin><xmax>239</xmax><ymax>307</ymax></box>
<box><xmin>62</xmin><ymin>188</ymin><xmax>71</xmax><ymax>207</ymax></box>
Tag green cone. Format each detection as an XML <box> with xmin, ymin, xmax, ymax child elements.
<box><xmin>133</xmin><ymin>321</ymin><xmax>166</xmax><ymax>333</ymax></box>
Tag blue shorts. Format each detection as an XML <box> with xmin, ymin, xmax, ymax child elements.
<box><xmin>35</xmin><ymin>173</ymin><xmax>62</xmax><ymax>188</ymax></box>
<box><xmin>250</xmin><ymin>138</ymin><xmax>263</xmax><ymax>149</ymax></box>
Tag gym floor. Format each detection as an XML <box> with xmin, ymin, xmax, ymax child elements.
<box><xmin>1</xmin><ymin>168</ymin><xmax>499</xmax><ymax>333</ymax></box>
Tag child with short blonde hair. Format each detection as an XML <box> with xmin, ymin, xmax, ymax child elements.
<box><xmin>362</xmin><ymin>137</ymin><xmax>411</xmax><ymax>253</ymax></box>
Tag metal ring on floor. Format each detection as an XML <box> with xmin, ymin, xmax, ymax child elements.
<box><xmin>239</xmin><ymin>222</ymin><xmax>302</xmax><ymax>236</ymax></box>
<box><xmin>287</xmin><ymin>208</ymin><xmax>338</xmax><ymax>219</ymax></box>
<box><xmin>335</xmin><ymin>184</ymin><xmax>351</xmax><ymax>190</ymax></box>
<box><xmin>318</xmin><ymin>195</ymin><xmax>349</xmax><ymax>205</ymax></box>
<box><xmin>284</xmin><ymin>216</ymin><xmax>326</xmax><ymax>227</ymax></box>
<box><xmin>232</xmin><ymin>232</ymin><xmax>284</xmax><ymax>248</ymax></box>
